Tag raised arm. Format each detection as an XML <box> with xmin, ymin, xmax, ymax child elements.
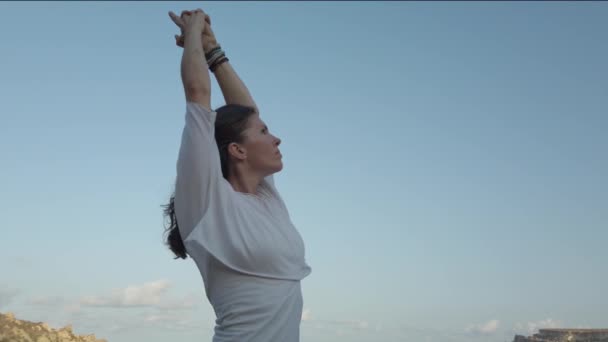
<box><xmin>174</xmin><ymin>15</ymin><xmax>258</xmax><ymax>112</ymax></box>
<box><xmin>207</xmin><ymin>19</ymin><xmax>258</xmax><ymax>111</ymax></box>
<box><xmin>169</xmin><ymin>9</ymin><xmax>234</xmax><ymax>238</ymax></box>
<box><xmin>213</xmin><ymin>60</ymin><xmax>258</xmax><ymax>113</ymax></box>
<box><xmin>171</xmin><ymin>10</ymin><xmax>211</xmax><ymax>109</ymax></box>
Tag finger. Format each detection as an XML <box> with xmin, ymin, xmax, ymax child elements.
<box><xmin>169</xmin><ymin>11</ymin><xmax>182</xmax><ymax>26</ymax></box>
<box><xmin>174</xmin><ymin>35</ymin><xmax>184</xmax><ymax>47</ymax></box>
<box><xmin>193</xmin><ymin>8</ymin><xmax>205</xmax><ymax>19</ymax></box>
<box><xmin>180</xmin><ymin>10</ymin><xmax>191</xmax><ymax>18</ymax></box>
<box><xmin>204</xmin><ymin>22</ymin><xmax>214</xmax><ymax>36</ymax></box>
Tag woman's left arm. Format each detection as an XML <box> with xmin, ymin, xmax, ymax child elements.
<box><xmin>203</xmin><ymin>19</ymin><xmax>259</xmax><ymax>112</ymax></box>
<box><xmin>213</xmin><ymin>61</ymin><xmax>258</xmax><ymax>113</ymax></box>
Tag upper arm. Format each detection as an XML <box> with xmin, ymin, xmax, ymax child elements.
<box><xmin>174</xmin><ymin>102</ymin><xmax>233</xmax><ymax>239</ymax></box>
<box><xmin>184</xmin><ymin>86</ymin><xmax>211</xmax><ymax>111</ymax></box>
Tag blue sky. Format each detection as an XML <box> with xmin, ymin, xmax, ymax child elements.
<box><xmin>1</xmin><ymin>2</ymin><xmax>606</xmax><ymax>341</ymax></box>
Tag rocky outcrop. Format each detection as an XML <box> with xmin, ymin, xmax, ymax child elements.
<box><xmin>514</xmin><ymin>329</ymin><xmax>608</xmax><ymax>342</ymax></box>
<box><xmin>0</xmin><ymin>312</ymin><xmax>107</xmax><ymax>342</ymax></box>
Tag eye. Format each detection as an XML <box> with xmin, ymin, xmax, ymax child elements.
<box><xmin>262</xmin><ymin>127</ymin><xmax>268</xmax><ymax>134</ymax></box>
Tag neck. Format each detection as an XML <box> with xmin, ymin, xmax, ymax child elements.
<box><xmin>227</xmin><ymin>166</ymin><xmax>263</xmax><ymax>195</ymax></box>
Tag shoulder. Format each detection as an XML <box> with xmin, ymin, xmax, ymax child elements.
<box><xmin>186</xmin><ymin>101</ymin><xmax>216</xmax><ymax>121</ymax></box>
<box><xmin>259</xmin><ymin>177</ymin><xmax>289</xmax><ymax>211</ymax></box>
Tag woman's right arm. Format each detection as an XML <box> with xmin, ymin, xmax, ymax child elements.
<box><xmin>172</xmin><ymin>10</ymin><xmax>232</xmax><ymax>238</ymax></box>
<box><xmin>179</xmin><ymin>10</ymin><xmax>211</xmax><ymax>110</ymax></box>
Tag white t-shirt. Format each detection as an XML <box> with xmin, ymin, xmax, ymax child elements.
<box><xmin>174</xmin><ymin>102</ymin><xmax>312</xmax><ymax>342</ymax></box>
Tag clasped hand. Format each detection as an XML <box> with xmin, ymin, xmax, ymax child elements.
<box><xmin>169</xmin><ymin>8</ymin><xmax>218</xmax><ymax>53</ymax></box>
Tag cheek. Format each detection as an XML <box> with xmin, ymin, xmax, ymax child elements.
<box><xmin>247</xmin><ymin>136</ymin><xmax>275</xmax><ymax>162</ymax></box>
<box><xmin>252</xmin><ymin>137</ymin><xmax>273</xmax><ymax>153</ymax></box>
<box><xmin>248</xmin><ymin>141</ymin><xmax>268</xmax><ymax>160</ymax></box>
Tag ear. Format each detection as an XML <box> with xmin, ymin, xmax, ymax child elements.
<box><xmin>227</xmin><ymin>142</ymin><xmax>247</xmax><ymax>161</ymax></box>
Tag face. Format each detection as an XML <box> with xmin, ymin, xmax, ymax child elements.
<box><xmin>236</xmin><ymin>114</ymin><xmax>283</xmax><ymax>176</ymax></box>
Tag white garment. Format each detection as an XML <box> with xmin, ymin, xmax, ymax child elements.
<box><xmin>174</xmin><ymin>102</ymin><xmax>312</xmax><ymax>342</ymax></box>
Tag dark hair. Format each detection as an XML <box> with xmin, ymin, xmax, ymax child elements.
<box><xmin>163</xmin><ymin>104</ymin><xmax>257</xmax><ymax>259</ymax></box>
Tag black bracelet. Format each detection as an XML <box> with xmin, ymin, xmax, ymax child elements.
<box><xmin>207</xmin><ymin>51</ymin><xmax>225</xmax><ymax>68</ymax></box>
<box><xmin>205</xmin><ymin>45</ymin><xmax>222</xmax><ymax>61</ymax></box>
<box><xmin>210</xmin><ymin>57</ymin><xmax>229</xmax><ymax>73</ymax></box>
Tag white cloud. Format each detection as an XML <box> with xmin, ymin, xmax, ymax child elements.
<box><xmin>64</xmin><ymin>303</ymin><xmax>82</xmax><ymax>314</ymax></box>
<box><xmin>155</xmin><ymin>293</ymin><xmax>199</xmax><ymax>310</ymax></box>
<box><xmin>397</xmin><ymin>325</ymin><xmax>469</xmax><ymax>342</ymax></box>
<box><xmin>301</xmin><ymin>309</ymin><xmax>311</xmax><ymax>321</ymax></box>
<box><xmin>4</xmin><ymin>280</ymin><xmax>202</xmax><ymax>336</ymax></box>
<box><xmin>299</xmin><ymin>309</ymin><xmax>371</xmax><ymax>336</ymax></box>
<box><xmin>0</xmin><ymin>284</ymin><xmax>204</xmax><ymax>338</ymax></box>
<box><xmin>27</xmin><ymin>296</ymin><xmax>67</xmax><ymax>306</ymax></box>
<box><xmin>80</xmin><ymin>280</ymin><xmax>173</xmax><ymax>308</ymax></box>
<box><xmin>26</xmin><ymin>295</ymin><xmax>84</xmax><ymax>315</ymax></box>
<box><xmin>0</xmin><ymin>287</ymin><xmax>19</xmax><ymax>308</ymax></box>
<box><xmin>142</xmin><ymin>312</ymin><xmax>202</xmax><ymax>331</ymax></box>
<box><xmin>321</xmin><ymin>319</ymin><xmax>369</xmax><ymax>330</ymax></box>
<box><xmin>514</xmin><ymin>318</ymin><xmax>561</xmax><ymax>335</ymax></box>
<box><xmin>62</xmin><ymin>311</ymin><xmax>144</xmax><ymax>335</ymax></box>
<box><xmin>63</xmin><ymin>306</ymin><xmax>203</xmax><ymax>334</ymax></box>
<box><xmin>466</xmin><ymin>319</ymin><xmax>500</xmax><ymax>335</ymax></box>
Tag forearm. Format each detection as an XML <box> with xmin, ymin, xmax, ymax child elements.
<box><xmin>213</xmin><ymin>61</ymin><xmax>258</xmax><ymax>113</ymax></box>
<box><xmin>181</xmin><ymin>30</ymin><xmax>211</xmax><ymax>100</ymax></box>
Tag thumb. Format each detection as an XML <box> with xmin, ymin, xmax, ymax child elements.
<box><xmin>174</xmin><ymin>34</ymin><xmax>184</xmax><ymax>46</ymax></box>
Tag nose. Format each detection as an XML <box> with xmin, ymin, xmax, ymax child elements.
<box><xmin>274</xmin><ymin>135</ymin><xmax>281</xmax><ymax>146</ymax></box>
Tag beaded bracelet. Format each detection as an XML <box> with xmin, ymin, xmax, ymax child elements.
<box><xmin>204</xmin><ymin>45</ymin><xmax>222</xmax><ymax>60</ymax></box>
<box><xmin>207</xmin><ymin>50</ymin><xmax>225</xmax><ymax>67</ymax></box>
<box><xmin>204</xmin><ymin>45</ymin><xmax>229</xmax><ymax>72</ymax></box>
<box><xmin>210</xmin><ymin>57</ymin><xmax>229</xmax><ymax>72</ymax></box>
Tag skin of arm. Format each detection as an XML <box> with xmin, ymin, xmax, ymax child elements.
<box><xmin>175</xmin><ymin>14</ymin><xmax>258</xmax><ymax>113</ymax></box>
<box><xmin>213</xmin><ymin>61</ymin><xmax>259</xmax><ymax>114</ymax></box>
<box><xmin>177</xmin><ymin>10</ymin><xmax>211</xmax><ymax>109</ymax></box>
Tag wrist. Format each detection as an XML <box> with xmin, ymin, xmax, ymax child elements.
<box><xmin>184</xmin><ymin>27</ymin><xmax>203</xmax><ymax>40</ymax></box>
<box><xmin>203</xmin><ymin>41</ymin><xmax>219</xmax><ymax>54</ymax></box>
<box><xmin>212</xmin><ymin>60</ymin><xmax>230</xmax><ymax>74</ymax></box>
<box><xmin>205</xmin><ymin>45</ymin><xmax>229</xmax><ymax>73</ymax></box>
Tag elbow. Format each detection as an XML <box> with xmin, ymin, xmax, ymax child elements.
<box><xmin>180</xmin><ymin>64</ymin><xmax>210</xmax><ymax>100</ymax></box>
<box><xmin>183</xmin><ymin>82</ymin><xmax>210</xmax><ymax>100</ymax></box>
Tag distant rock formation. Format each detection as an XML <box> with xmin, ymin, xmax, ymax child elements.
<box><xmin>0</xmin><ymin>312</ymin><xmax>107</xmax><ymax>342</ymax></box>
<box><xmin>514</xmin><ymin>328</ymin><xmax>608</xmax><ymax>342</ymax></box>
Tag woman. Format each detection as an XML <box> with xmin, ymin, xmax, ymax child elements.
<box><xmin>163</xmin><ymin>9</ymin><xmax>312</xmax><ymax>342</ymax></box>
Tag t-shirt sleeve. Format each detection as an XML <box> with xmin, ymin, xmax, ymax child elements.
<box><xmin>174</xmin><ymin>102</ymin><xmax>234</xmax><ymax>239</ymax></box>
